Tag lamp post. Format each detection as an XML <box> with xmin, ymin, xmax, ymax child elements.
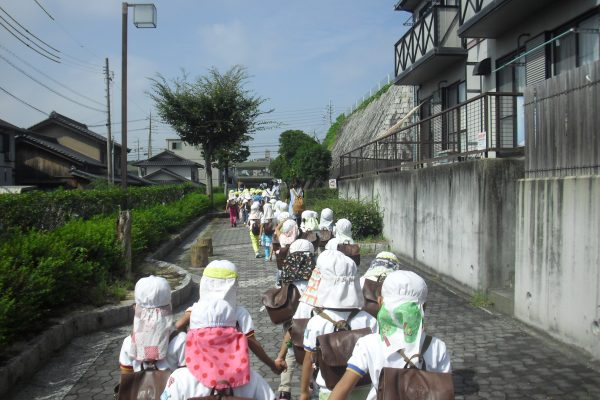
<box><xmin>121</xmin><ymin>2</ymin><xmax>157</xmax><ymax>190</ymax></box>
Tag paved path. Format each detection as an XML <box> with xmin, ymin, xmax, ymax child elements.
<box><xmin>7</xmin><ymin>217</ymin><xmax>600</xmax><ymax>399</ymax></box>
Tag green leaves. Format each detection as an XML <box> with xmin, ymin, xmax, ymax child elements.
<box><xmin>270</xmin><ymin>130</ymin><xmax>332</xmax><ymax>187</ymax></box>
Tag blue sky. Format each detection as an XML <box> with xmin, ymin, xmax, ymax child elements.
<box><xmin>0</xmin><ymin>1</ymin><xmax>409</xmax><ymax>159</ymax></box>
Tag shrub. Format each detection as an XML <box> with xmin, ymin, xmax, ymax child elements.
<box><xmin>0</xmin><ymin>184</ymin><xmax>198</xmax><ymax>235</ymax></box>
<box><xmin>310</xmin><ymin>197</ymin><xmax>383</xmax><ymax>239</ymax></box>
<box><xmin>0</xmin><ymin>191</ymin><xmax>224</xmax><ymax>346</ymax></box>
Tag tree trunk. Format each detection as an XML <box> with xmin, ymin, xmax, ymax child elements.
<box><xmin>223</xmin><ymin>164</ymin><xmax>230</xmax><ymax>195</ymax></box>
<box><xmin>116</xmin><ymin>210</ymin><xmax>132</xmax><ymax>280</ymax></box>
<box><xmin>204</xmin><ymin>153</ymin><xmax>213</xmax><ymax>205</ymax></box>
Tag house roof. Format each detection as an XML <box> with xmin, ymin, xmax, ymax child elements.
<box><xmin>143</xmin><ymin>168</ymin><xmax>204</xmax><ymax>187</ymax></box>
<box><xmin>132</xmin><ymin>149</ymin><xmax>202</xmax><ymax>167</ymax></box>
<box><xmin>0</xmin><ymin>118</ymin><xmax>24</xmax><ymax>132</ymax></box>
<box><xmin>70</xmin><ymin>168</ymin><xmax>156</xmax><ymax>186</ymax></box>
<box><xmin>16</xmin><ymin>131</ymin><xmax>104</xmax><ymax>167</ymax></box>
<box><xmin>28</xmin><ymin>111</ymin><xmax>123</xmax><ymax>149</ymax></box>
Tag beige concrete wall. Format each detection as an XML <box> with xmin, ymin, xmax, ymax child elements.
<box><xmin>339</xmin><ymin>158</ymin><xmax>523</xmax><ymax>292</ymax></box>
<box><xmin>515</xmin><ymin>176</ymin><xmax>600</xmax><ymax>359</ymax></box>
<box><xmin>36</xmin><ymin>126</ymin><xmax>101</xmax><ymax>162</ymax></box>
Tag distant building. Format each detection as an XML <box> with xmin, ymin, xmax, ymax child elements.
<box><xmin>133</xmin><ymin>150</ymin><xmax>204</xmax><ymax>187</ymax></box>
<box><xmin>29</xmin><ymin>111</ymin><xmax>125</xmax><ymax>178</ymax></box>
<box><xmin>231</xmin><ymin>159</ymin><xmax>273</xmax><ymax>188</ymax></box>
<box><xmin>165</xmin><ymin>138</ymin><xmax>221</xmax><ymax>187</ymax></box>
<box><xmin>0</xmin><ymin>119</ymin><xmax>17</xmax><ymax>186</ymax></box>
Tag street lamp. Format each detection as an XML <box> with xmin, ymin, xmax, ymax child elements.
<box><xmin>121</xmin><ymin>2</ymin><xmax>157</xmax><ymax>190</ymax></box>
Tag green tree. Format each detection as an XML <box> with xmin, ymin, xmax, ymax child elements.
<box><xmin>213</xmin><ymin>142</ymin><xmax>251</xmax><ymax>193</ymax></box>
<box><xmin>149</xmin><ymin>65</ymin><xmax>269</xmax><ymax>202</ymax></box>
<box><xmin>270</xmin><ymin>130</ymin><xmax>331</xmax><ymax>188</ymax></box>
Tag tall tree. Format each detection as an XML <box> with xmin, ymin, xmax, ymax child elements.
<box><xmin>149</xmin><ymin>66</ymin><xmax>269</xmax><ymax>202</ymax></box>
<box><xmin>213</xmin><ymin>141</ymin><xmax>251</xmax><ymax>193</ymax></box>
<box><xmin>270</xmin><ymin>130</ymin><xmax>331</xmax><ymax>188</ymax></box>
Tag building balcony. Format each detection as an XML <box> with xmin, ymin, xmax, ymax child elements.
<box><xmin>394</xmin><ymin>0</ymin><xmax>421</xmax><ymax>12</ymax></box>
<box><xmin>338</xmin><ymin>92</ymin><xmax>524</xmax><ymax>179</ymax></box>
<box><xmin>458</xmin><ymin>0</ymin><xmax>559</xmax><ymax>38</ymax></box>
<box><xmin>394</xmin><ymin>5</ymin><xmax>467</xmax><ymax>85</ymax></box>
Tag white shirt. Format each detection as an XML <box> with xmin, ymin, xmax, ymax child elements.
<box><xmin>119</xmin><ymin>331</ymin><xmax>187</xmax><ymax>372</ymax></box>
<box><xmin>160</xmin><ymin>368</ymin><xmax>275</xmax><ymax>400</ymax></box>
<box><xmin>303</xmin><ymin>310</ymin><xmax>378</xmax><ymax>391</ymax></box>
<box><xmin>347</xmin><ymin>333</ymin><xmax>452</xmax><ymax>400</ymax></box>
<box><xmin>292</xmin><ymin>280</ymin><xmax>313</xmax><ymax>319</ymax></box>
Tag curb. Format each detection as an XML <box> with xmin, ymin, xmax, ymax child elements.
<box><xmin>0</xmin><ymin>211</ymin><xmax>222</xmax><ymax>398</ymax></box>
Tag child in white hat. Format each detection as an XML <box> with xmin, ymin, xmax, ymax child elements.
<box><xmin>329</xmin><ymin>270</ymin><xmax>451</xmax><ymax>400</ymax></box>
<box><xmin>119</xmin><ymin>276</ymin><xmax>186</xmax><ymax>374</ymax></box>
<box><xmin>324</xmin><ymin>219</ymin><xmax>354</xmax><ymax>250</ymax></box>
<box><xmin>161</xmin><ymin>298</ymin><xmax>276</xmax><ymax>400</ymax></box>
<box><xmin>299</xmin><ymin>250</ymin><xmax>377</xmax><ymax>400</ymax></box>
<box><xmin>175</xmin><ymin>260</ymin><xmax>285</xmax><ymax>375</ymax></box>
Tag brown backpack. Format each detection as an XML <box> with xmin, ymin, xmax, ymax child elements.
<box><xmin>289</xmin><ymin>318</ymin><xmax>310</xmax><ymax>365</ymax></box>
<box><xmin>376</xmin><ymin>336</ymin><xmax>454</xmax><ymax>400</ymax></box>
<box><xmin>116</xmin><ymin>331</ymin><xmax>182</xmax><ymax>400</ymax></box>
<box><xmin>275</xmin><ymin>246</ymin><xmax>289</xmax><ymax>270</ymax></box>
<box><xmin>362</xmin><ymin>276</ymin><xmax>384</xmax><ymax>318</ymax></box>
<box><xmin>337</xmin><ymin>243</ymin><xmax>361</xmax><ymax>266</ymax></box>
<box><xmin>317</xmin><ymin>229</ymin><xmax>332</xmax><ymax>249</ymax></box>
<box><xmin>261</xmin><ymin>284</ymin><xmax>300</xmax><ymax>325</ymax></box>
<box><xmin>189</xmin><ymin>381</ymin><xmax>253</xmax><ymax>399</ymax></box>
<box><xmin>314</xmin><ymin>309</ymin><xmax>372</xmax><ymax>390</ymax></box>
<box><xmin>293</xmin><ymin>195</ymin><xmax>304</xmax><ymax>214</ymax></box>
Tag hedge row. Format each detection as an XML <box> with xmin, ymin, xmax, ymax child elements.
<box><xmin>309</xmin><ymin>195</ymin><xmax>383</xmax><ymax>239</ymax></box>
<box><xmin>0</xmin><ymin>184</ymin><xmax>198</xmax><ymax>234</ymax></box>
<box><xmin>0</xmin><ymin>191</ymin><xmax>224</xmax><ymax>346</ymax></box>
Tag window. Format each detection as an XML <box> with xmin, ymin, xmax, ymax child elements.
<box><xmin>552</xmin><ymin>13</ymin><xmax>600</xmax><ymax>76</ymax></box>
<box><xmin>171</xmin><ymin>141</ymin><xmax>182</xmax><ymax>150</ymax></box>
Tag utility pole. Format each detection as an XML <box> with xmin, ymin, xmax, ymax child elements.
<box><xmin>104</xmin><ymin>58</ymin><xmax>113</xmax><ymax>184</ymax></box>
<box><xmin>148</xmin><ymin>112</ymin><xmax>152</xmax><ymax>158</ymax></box>
<box><xmin>137</xmin><ymin>138</ymin><xmax>140</xmax><ymax>161</ymax></box>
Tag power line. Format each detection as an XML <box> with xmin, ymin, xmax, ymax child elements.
<box><xmin>0</xmin><ymin>44</ymin><xmax>105</xmax><ymax>107</ymax></box>
<box><xmin>0</xmin><ymin>6</ymin><xmax>60</xmax><ymax>53</ymax></box>
<box><xmin>0</xmin><ymin>11</ymin><xmax>59</xmax><ymax>60</ymax></box>
<box><xmin>0</xmin><ymin>85</ymin><xmax>48</xmax><ymax>115</ymax></box>
<box><xmin>0</xmin><ymin>53</ymin><xmax>105</xmax><ymax>113</ymax></box>
<box><xmin>88</xmin><ymin>118</ymin><xmax>148</xmax><ymax>128</ymax></box>
<box><xmin>33</xmin><ymin>0</ymin><xmax>54</xmax><ymax>20</ymax></box>
<box><xmin>0</xmin><ymin>19</ymin><xmax>59</xmax><ymax>63</ymax></box>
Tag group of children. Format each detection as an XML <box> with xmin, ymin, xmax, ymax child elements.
<box><xmin>118</xmin><ymin>204</ymin><xmax>452</xmax><ymax>400</ymax></box>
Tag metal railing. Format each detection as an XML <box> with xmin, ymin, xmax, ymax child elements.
<box><xmin>338</xmin><ymin>92</ymin><xmax>524</xmax><ymax>179</ymax></box>
<box><xmin>394</xmin><ymin>5</ymin><xmax>463</xmax><ymax>77</ymax></box>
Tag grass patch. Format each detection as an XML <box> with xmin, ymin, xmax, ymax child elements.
<box><xmin>470</xmin><ymin>291</ymin><xmax>493</xmax><ymax>308</ymax></box>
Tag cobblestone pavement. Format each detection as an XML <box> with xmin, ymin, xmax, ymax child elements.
<box><xmin>8</xmin><ymin>217</ymin><xmax>600</xmax><ymax>399</ymax></box>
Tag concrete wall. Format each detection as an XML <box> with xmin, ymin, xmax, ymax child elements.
<box><xmin>339</xmin><ymin>158</ymin><xmax>523</xmax><ymax>292</ymax></box>
<box><xmin>515</xmin><ymin>176</ymin><xmax>600</xmax><ymax>359</ymax></box>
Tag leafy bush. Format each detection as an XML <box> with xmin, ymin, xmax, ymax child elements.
<box><xmin>304</xmin><ymin>188</ymin><xmax>338</xmax><ymax>207</ymax></box>
<box><xmin>0</xmin><ymin>191</ymin><xmax>224</xmax><ymax>346</ymax></box>
<box><xmin>0</xmin><ymin>184</ymin><xmax>198</xmax><ymax>235</ymax></box>
<box><xmin>310</xmin><ymin>197</ymin><xmax>383</xmax><ymax>239</ymax></box>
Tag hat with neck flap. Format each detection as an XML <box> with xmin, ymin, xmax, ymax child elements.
<box><xmin>199</xmin><ymin>260</ymin><xmax>239</xmax><ymax>306</ymax></box>
<box><xmin>378</xmin><ymin>270</ymin><xmax>428</xmax><ymax>359</ymax></box>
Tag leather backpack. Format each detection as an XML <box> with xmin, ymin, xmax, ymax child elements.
<box><xmin>250</xmin><ymin>221</ymin><xmax>260</xmax><ymax>236</ymax></box>
<box><xmin>189</xmin><ymin>381</ymin><xmax>253</xmax><ymax>400</ymax></box>
<box><xmin>289</xmin><ymin>318</ymin><xmax>310</xmax><ymax>365</ymax></box>
<box><xmin>293</xmin><ymin>194</ymin><xmax>304</xmax><ymax>214</ymax></box>
<box><xmin>362</xmin><ymin>276</ymin><xmax>384</xmax><ymax>318</ymax></box>
<box><xmin>263</xmin><ymin>221</ymin><xmax>275</xmax><ymax>235</ymax></box>
<box><xmin>376</xmin><ymin>335</ymin><xmax>454</xmax><ymax>400</ymax></box>
<box><xmin>337</xmin><ymin>243</ymin><xmax>361</xmax><ymax>266</ymax></box>
<box><xmin>314</xmin><ymin>309</ymin><xmax>372</xmax><ymax>390</ymax></box>
<box><xmin>275</xmin><ymin>246</ymin><xmax>289</xmax><ymax>270</ymax></box>
<box><xmin>261</xmin><ymin>284</ymin><xmax>300</xmax><ymax>324</ymax></box>
<box><xmin>115</xmin><ymin>331</ymin><xmax>181</xmax><ymax>400</ymax></box>
<box><xmin>317</xmin><ymin>229</ymin><xmax>332</xmax><ymax>249</ymax></box>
